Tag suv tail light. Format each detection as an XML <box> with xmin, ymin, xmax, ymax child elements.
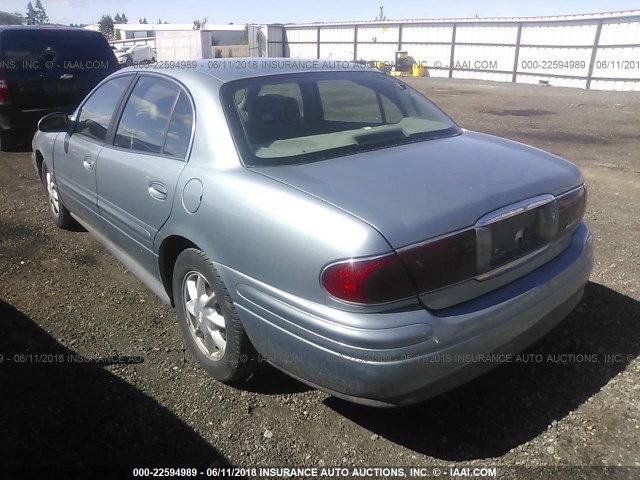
<box><xmin>321</xmin><ymin>253</ymin><xmax>416</xmax><ymax>304</ymax></box>
<box><xmin>0</xmin><ymin>67</ymin><xmax>8</xmax><ymax>103</ymax></box>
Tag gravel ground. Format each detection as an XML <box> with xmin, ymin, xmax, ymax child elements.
<box><xmin>0</xmin><ymin>78</ymin><xmax>639</xmax><ymax>479</ymax></box>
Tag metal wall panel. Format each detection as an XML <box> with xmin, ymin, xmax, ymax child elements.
<box><xmin>320</xmin><ymin>27</ymin><xmax>355</xmax><ymax>42</ymax></box>
<box><xmin>520</xmin><ymin>23</ymin><xmax>597</xmax><ymax>46</ymax></box>
<box><xmin>516</xmin><ymin>74</ymin><xmax>587</xmax><ymax>89</ymax></box>
<box><xmin>454</xmin><ymin>45</ymin><xmax>516</xmax><ymax>73</ymax></box>
<box><xmin>518</xmin><ymin>47</ymin><xmax>592</xmax><ymax>76</ymax></box>
<box><xmin>401</xmin><ymin>44</ymin><xmax>452</xmax><ymax>67</ymax></box>
<box><xmin>599</xmin><ymin>20</ymin><xmax>640</xmax><ymax>45</ymax></box>
<box><xmin>288</xmin><ymin>43</ymin><xmax>318</xmax><ymax>58</ymax></box>
<box><xmin>453</xmin><ymin>71</ymin><xmax>512</xmax><ymax>82</ymax></box>
<box><xmin>590</xmin><ymin>79</ymin><xmax>640</xmax><ymax>91</ymax></box>
<box><xmin>593</xmin><ymin>46</ymin><xmax>640</xmax><ymax>79</ymax></box>
<box><xmin>357</xmin><ymin>43</ymin><xmax>398</xmax><ymax>62</ymax></box>
<box><xmin>401</xmin><ymin>25</ymin><xmax>453</xmax><ymax>43</ymax></box>
<box><xmin>319</xmin><ymin>43</ymin><xmax>354</xmax><ymax>60</ymax></box>
<box><xmin>286</xmin><ymin>28</ymin><xmax>317</xmax><ymax>42</ymax></box>
<box><xmin>456</xmin><ymin>25</ymin><xmax>519</xmax><ymax>44</ymax></box>
<box><xmin>356</xmin><ymin>26</ymin><xmax>400</xmax><ymax>43</ymax></box>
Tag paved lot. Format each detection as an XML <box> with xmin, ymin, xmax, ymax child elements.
<box><xmin>1</xmin><ymin>78</ymin><xmax>639</xmax><ymax>476</ymax></box>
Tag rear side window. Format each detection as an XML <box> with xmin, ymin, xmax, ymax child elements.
<box><xmin>76</xmin><ymin>76</ymin><xmax>131</xmax><ymax>142</ymax></box>
<box><xmin>163</xmin><ymin>93</ymin><xmax>194</xmax><ymax>159</ymax></box>
<box><xmin>114</xmin><ymin>77</ymin><xmax>180</xmax><ymax>154</ymax></box>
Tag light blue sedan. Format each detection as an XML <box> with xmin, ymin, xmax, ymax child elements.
<box><xmin>32</xmin><ymin>60</ymin><xmax>593</xmax><ymax>406</ymax></box>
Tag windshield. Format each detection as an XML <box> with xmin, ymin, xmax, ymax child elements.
<box><xmin>221</xmin><ymin>71</ymin><xmax>461</xmax><ymax>166</ymax></box>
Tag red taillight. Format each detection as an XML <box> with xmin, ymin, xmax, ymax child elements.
<box><xmin>0</xmin><ymin>68</ymin><xmax>8</xmax><ymax>103</ymax></box>
<box><xmin>321</xmin><ymin>253</ymin><xmax>416</xmax><ymax>304</ymax></box>
<box><xmin>397</xmin><ymin>229</ymin><xmax>477</xmax><ymax>293</ymax></box>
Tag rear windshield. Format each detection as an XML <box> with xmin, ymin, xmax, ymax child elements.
<box><xmin>221</xmin><ymin>71</ymin><xmax>460</xmax><ymax>166</ymax></box>
<box><xmin>1</xmin><ymin>30</ymin><xmax>114</xmax><ymax>70</ymax></box>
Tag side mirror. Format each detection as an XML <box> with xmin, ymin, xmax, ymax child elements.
<box><xmin>38</xmin><ymin>112</ymin><xmax>69</xmax><ymax>133</ymax></box>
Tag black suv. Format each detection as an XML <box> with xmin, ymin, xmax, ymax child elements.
<box><xmin>0</xmin><ymin>25</ymin><xmax>118</xmax><ymax>151</ymax></box>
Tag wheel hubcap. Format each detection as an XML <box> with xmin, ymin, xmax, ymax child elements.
<box><xmin>182</xmin><ymin>271</ymin><xmax>226</xmax><ymax>360</ymax></box>
<box><xmin>46</xmin><ymin>171</ymin><xmax>60</xmax><ymax>217</ymax></box>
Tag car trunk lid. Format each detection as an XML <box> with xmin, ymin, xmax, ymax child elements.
<box><xmin>254</xmin><ymin>130</ymin><xmax>585</xmax><ymax>307</ymax></box>
<box><xmin>253</xmin><ymin>131</ymin><xmax>584</xmax><ymax>248</ymax></box>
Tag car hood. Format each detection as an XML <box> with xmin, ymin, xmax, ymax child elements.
<box><xmin>252</xmin><ymin>130</ymin><xmax>584</xmax><ymax>248</ymax></box>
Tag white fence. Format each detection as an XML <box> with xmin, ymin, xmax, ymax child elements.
<box><xmin>252</xmin><ymin>11</ymin><xmax>640</xmax><ymax>91</ymax></box>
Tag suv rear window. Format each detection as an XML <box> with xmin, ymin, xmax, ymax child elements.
<box><xmin>1</xmin><ymin>30</ymin><xmax>114</xmax><ymax>70</ymax></box>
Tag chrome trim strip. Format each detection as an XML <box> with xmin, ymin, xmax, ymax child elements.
<box><xmin>396</xmin><ymin>225</ymin><xmax>475</xmax><ymax>253</ymax></box>
<box><xmin>555</xmin><ymin>184</ymin><xmax>585</xmax><ymax>199</ymax></box>
<box><xmin>475</xmin><ymin>245</ymin><xmax>551</xmax><ymax>281</ymax></box>
<box><xmin>475</xmin><ymin>194</ymin><xmax>555</xmax><ymax>227</ymax></box>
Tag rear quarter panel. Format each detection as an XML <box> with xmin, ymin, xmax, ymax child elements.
<box><xmin>159</xmin><ymin>164</ymin><xmax>393</xmax><ymax>306</ymax></box>
<box><xmin>152</xmin><ymin>72</ymin><xmax>393</xmax><ymax>305</ymax></box>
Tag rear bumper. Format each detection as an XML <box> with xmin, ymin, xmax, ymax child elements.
<box><xmin>225</xmin><ymin>222</ymin><xmax>593</xmax><ymax>407</ymax></box>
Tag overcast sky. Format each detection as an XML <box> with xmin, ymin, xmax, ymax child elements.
<box><xmin>3</xmin><ymin>0</ymin><xmax>639</xmax><ymax>26</ymax></box>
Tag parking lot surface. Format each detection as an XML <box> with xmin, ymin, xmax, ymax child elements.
<box><xmin>1</xmin><ymin>78</ymin><xmax>639</xmax><ymax>475</ymax></box>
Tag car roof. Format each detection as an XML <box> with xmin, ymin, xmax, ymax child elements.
<box><xmin>120</xmin><ymin>58</ymin><xmax>377</xmax><ymax>84</ymax></box>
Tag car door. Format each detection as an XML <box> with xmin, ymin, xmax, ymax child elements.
<box><xmin>96</xmin><ymin>75</ymin><xmax>193</xmax><ymax>275</ymax></box>
<box><xmin>53</xmin><ymin>75</ymin><xmax>133</xmax><ymax>224</ymax></box>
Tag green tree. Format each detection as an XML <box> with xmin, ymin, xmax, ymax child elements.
<box><xmin>120</xmin><ymin>13</ymin><xmax>128</xmax><ymax>23</ymax></box>
<box><xmin>34</xmin><ymin>0</ymin><xmax>48</xmax><ymax>24</ymax></box>
<box><xmin>114</xmin><ymin>13</ymin><xmax>122</xmax><ymax>23</ymax></box>
<box><xmin>0</xmin><ymin>11</ymin><xmax>24</xmax><ymax>24</ymax></box>
<box><xmin>98</xmin><ymin>14</ymin><xmax>115</xmax><ymax>39</ymax></box>
<box><xmin>25</xmin><ymin>0</ymin><xmax>47</xmax><ymax>24</ymax></box>
<box><xmin>240</xmin><ymin>24</ymin><xmax>248</xmax><ymax>45</ymax></box>
<box><xmin>192</xmin><ymin>16</ymin><xmax>207</xmax><ymax>30</ymax></box>
<box><xmin>25</xmin><ymin>2</ymin><xmax>37</xmax><ymax>25</ymax></box>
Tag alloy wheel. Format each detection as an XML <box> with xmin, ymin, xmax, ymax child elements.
<box><xmin>182</xmin><ymin>271</ymin><xmax>227</xmax><ymax>360</ymax></box>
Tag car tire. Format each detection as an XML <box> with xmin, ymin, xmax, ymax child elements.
<box><xmin>42</xmin><ymin>163</ymin><xmax>77</xmax><ymax>229</ymax></box>
<box><xmin>125</xmin><ymin>57</ymin><xmax>133</xmax><ymax>67</ymax></box>
<box><xmin>173</xmin><ymin>248</ymin><xmax>258</xmax><ymax>383</ymax></box>
<box><xmin>151</xmin><ymin>57</ymin><xmax>156</xmax><ymax>63</ymax></box>
<box><xmin>0</xmin><ymin>130</ymin><xmax>16</xmax><ymax>152</ymax></box>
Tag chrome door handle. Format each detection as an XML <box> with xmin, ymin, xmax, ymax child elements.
<box><xmin>148</xmin><ymin>182</ymin><xmax>168</xmax><ymax>200</ymax></box>
<box><xmin>82</xmin><ymin>156</ymin><xmax>94</xmax><ymax>170</ymax></box>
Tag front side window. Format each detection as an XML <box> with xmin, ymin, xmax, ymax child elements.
<box><xmin>76</xmin><ymin>76</ymin><xmax>132</xmax><ymax>142</ymax></box>
<box><xmin>114</xmin><ymin>77</ymin><xmax>180</xmax><ymax>154</ymax></box>
<box><xmin>222</xmin><ymin>71</ymin><xmax>460</xmax><ymax>166</ymax></box>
